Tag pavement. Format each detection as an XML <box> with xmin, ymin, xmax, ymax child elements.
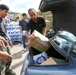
<box><xmin>2</xmin><ymin>42</ymin><xmax>29</xmax><ymax>75</ymax></box>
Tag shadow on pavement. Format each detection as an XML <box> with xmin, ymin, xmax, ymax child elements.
<box><xmin>11</xmin><ymin>60</ymin><xmax>24</xmax><ymax>70</ymax></box>
<box><xmin>12</xmin><ymin>50</ymin><xmax>28</xmax><ymax>59</ymax></box>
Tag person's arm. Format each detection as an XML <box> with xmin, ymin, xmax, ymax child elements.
<box><xmin>42</xmin><ymin>27</ymin><xmax>46</xmax><ymax>36</ymax></box>
<box><xmin>41</xmin><ymin>17</ymin><xmax>46</xmax><ymax>36</ymax></box>
<box><xmin>6</xmin><ymin>33</ymin><xmax>13</xmax><ymax>48</ymax></box>
<box><xmin>25</xmin><ymin>22</ymin><xmax>34</xmax><ymax>40</ymax></box>
<box><xmin>19</xmin><ymin>26</ymin><xmax>22</xmax><ymax>33</ymax></box>
<box><xmin>9</xmin><ymin>40</ymin><xmax>13</xmax><ymax>48</ymax></box>
<box><xmin>0</xmin><ymin>51</ymin><xmax>12</xmax><ymax>62</ymax></box>
<box><xmin>19</xmin><ymin>21</ymin><xmax>22</xmax><ymax>33</ymax></box>
<box><xmin>0</xmin><ymin>36</ymin><xmax>12</xmax><ymax>62</ymax></box>
<box><xmin>0</xmin><ymin>36</ymin><xmax>7</xmax><ymax>48</ymax></box>
<box><xmin>0</xmin><ymin>39</ymin><xmax>6</xmax><ymax>48</ymax></box>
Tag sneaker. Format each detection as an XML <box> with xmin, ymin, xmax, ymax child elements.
<box><xmin>26</xmin><ymin>43</ymin><xmax>28</xmax><ymax>45</ymax></box>
<box><xmin>5</xmin><ymin>69</ymin><xmax>16</xmax><ymax>75</ymax></box>
<box><xmin>24</xmin><ymin>48</ymin><xmax>26</xmax><ymax>51</ymax></box>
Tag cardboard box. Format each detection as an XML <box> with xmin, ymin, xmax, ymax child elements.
<box><xmin>28</xmin><ymin>30</ymin><xmax>51</xmax><ymax>52</ymax></box>
<box><xmin>41</xmin><ymin>57</ymin><xmax>57</xmax><ymax>65</ymax></box>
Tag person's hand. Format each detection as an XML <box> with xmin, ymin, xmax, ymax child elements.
<box><xmin>28</xmin><ymin>35</ymin><xmax>35</xmax><ymax>40</ymax></box>
<box><xmin>20</xmin><ymin>30</ymin><xmax>22</xmax><ymax>33</ymax></box>
<box><xmin>9</xmin><ymin>41</ymin><xmax>13</xmax><ymax>48</ymax></box>
<box><xmin>0</xmin><ymin>38</ymin><xmax>7</xmax><ymax>48</ymax></box>
<box><xmin>0</xmin><ymin>51</ymin><xmax>12</xmax><ymax>62</ymax></box>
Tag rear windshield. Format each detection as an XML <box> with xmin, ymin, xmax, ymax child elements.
<box><xmin>53</xmin><ymin>31</ymin><xmax>76</xmax><ymax>56</ymax></box>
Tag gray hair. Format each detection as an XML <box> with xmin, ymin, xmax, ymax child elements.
<box><xmin>28</xmin><ymin>8</ymin><xmax>36</xmax><ymax>13</ymax></box>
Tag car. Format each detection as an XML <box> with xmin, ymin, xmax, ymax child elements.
<box><xmin>21</xmin><ymin>0</ymin><xmax>76</xmax><ymax>75</ymax></box>
<box><xmin>21</xmin><ymin>30</ymin><xmax>76</xmax><ymax>75</ymax></box>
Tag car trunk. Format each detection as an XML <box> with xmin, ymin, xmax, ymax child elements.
<box><xmin>28</xmin><ymin>39</ymin><xmax>71</xmax><ymax>66</ymax></box>
<box><xmin>39</xmin><ymin>0</ymin><xmax>76</xmax><ymax>36</ymax></box>
<box><xmin>25</xmin><ymin>38</ymin><xmax>72</xmax><ymax>75</ymax></box>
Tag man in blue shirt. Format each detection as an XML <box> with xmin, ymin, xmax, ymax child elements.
<box><xmin>19</xmin><ymin>13</ymin><xmax>27</xmax><ymax>51</ymax></box>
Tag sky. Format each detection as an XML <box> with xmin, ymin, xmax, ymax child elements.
<box><xmin>0</xmin><ymin>0</ymin><xmax>41</xmax><ymax>13</ymax></box>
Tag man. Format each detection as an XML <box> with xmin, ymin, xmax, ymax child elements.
<box><xmin>25</xmin><ymin>8</ymin><xmax>46</xmax><ymax>53</ymax></box>
<box><xmin>19</xmin><ymin>13</ymin><xmax>27</xmax><ymax>51</ymax></box>
<box><xmin>25</xmin><ymin>8</ymin><xmax>46</xmax><ymax>40</ymax></box>
<box><xmin>0</xmin><ymin>4</ymin><xmax>16</xmax><ymax>75</ymax></box>
<box><xmin>21</xmin><ymin>8</ymin><xmax>46</xmax><ymax>75</ymax></box>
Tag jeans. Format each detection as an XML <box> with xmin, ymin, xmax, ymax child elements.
<box><xmin>22</xmin><ymin>36</ymin><xmax>27</xmax><ymax>48</ymax></box>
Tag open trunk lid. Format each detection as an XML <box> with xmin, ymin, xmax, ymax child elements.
<box><xmin>39</xmin><ymin>0</ymin><xmax>76</xmax><ymax>35</ymax></box>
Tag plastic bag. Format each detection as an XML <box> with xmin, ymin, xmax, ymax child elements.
<box><xmin>33</xmin><ymin>52</ymin><xmax>48</xmax><ymax>64</ymax></box>
<box><xmin>22</xmin><ymin>31</ymin><xmax>26</xmax><ymax>36</ymax></box>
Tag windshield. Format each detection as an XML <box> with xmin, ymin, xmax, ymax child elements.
<box><xmin>53</xmin><ymin>31</ymin><xmax>76</xmax><ymax>56</ymax></box>
<box><xmin>57</xmin><ymin>31</ymin><xmax>76</xmax><ymax>42</ymax></box>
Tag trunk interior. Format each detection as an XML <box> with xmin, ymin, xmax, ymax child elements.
<box><xmin>29</xmin><ymin>44</ymin><xmax>71</xmax><ymax>65</ymax></box>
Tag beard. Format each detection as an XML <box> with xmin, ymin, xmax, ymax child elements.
<box><xmin>33</xmin><ymin>16</ymin><xmax>37</xmax><ymax>20</ymax></box>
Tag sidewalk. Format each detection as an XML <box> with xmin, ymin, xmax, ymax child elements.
<box><xmin>2</xmin><ymin>42</ymin><xmax>29</xmax><ymax>75</ymax></box>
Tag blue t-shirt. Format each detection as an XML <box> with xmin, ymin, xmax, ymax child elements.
<box><xmin>19</xmin><ymin>19</ymin><xmax>27</xmax><ymax>30</ymax></box>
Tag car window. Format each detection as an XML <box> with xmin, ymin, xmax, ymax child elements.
<box><xmin>53</xmin><ymin>31</ymin><xmax>76</xmax><ymax>56</ymax></box>
<box><xmin>72</xmin><ymin>45</ymin><xmax>76</xmax><ymax>54</ymax></box>
<box><xmin>58</xmin><ymin>31</ymin><xmax>76</xmax><ymax>42</ymax></box>
<box><xmin>54</xmin><ymin>36</ymin><xmax>72</xmax><ymax>50</ymax></box>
